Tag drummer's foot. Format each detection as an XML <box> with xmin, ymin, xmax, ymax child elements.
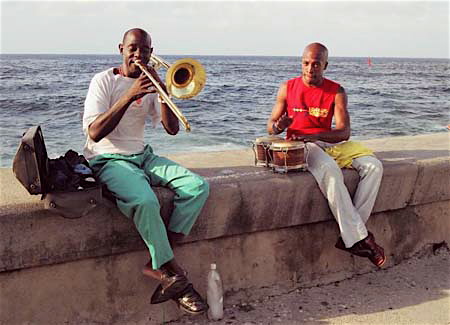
<box><xmin>335</xmin><ymin>232</ymin><xmax>386</xmax><ymax>267</ymax></box>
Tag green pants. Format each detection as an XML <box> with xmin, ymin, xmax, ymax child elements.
<box><xmin>89</xmin><ymin>145</ymin><xmax>209</xmax><ymax>269</ymax></box>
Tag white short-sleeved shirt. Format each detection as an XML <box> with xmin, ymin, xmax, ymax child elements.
<box><xmin>82</xmin><ymin>68</ymin><xmax>161</xmax><ymax>160</ymax></box>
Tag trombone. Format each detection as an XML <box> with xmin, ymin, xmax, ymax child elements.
<box><xmin>134</xmin><ymin>54</ymin><xmax>206</xmax><ymax>132</ymax></box>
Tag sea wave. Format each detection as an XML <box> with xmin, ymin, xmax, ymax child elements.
<box><xmin>1</xmin><ymin>54</ymin><xmax>448</xmax><ymax>167</ymax></box>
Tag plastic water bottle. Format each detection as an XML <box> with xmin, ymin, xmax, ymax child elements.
<box><xmin>207</xmin><ymin>263</ymin><xmax>224</xmax><ymax>320</ymax></box>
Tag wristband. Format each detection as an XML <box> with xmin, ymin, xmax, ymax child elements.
<box><xmin>272</xmin><ymin>122</ymin><xmax>283</xmax><ymax>134</ymax></box>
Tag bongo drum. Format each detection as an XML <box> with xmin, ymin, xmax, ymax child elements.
<box><xmin>269</xmin><ymin>140</ymin><xmax>307</xmax><ymax>173</ymax></box>
<box><xmin>252</xmin><ymin>136</ymin><xmax>284</xmax><ymax>167</ymax></box>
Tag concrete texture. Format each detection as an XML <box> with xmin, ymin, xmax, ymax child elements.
<box><xmin>171</xmin><ymin>244</ymin><xmax>450</xmax><ymax>325</ymax></box>
<box><xmin>1</xmin><ymin>134</ymin><xmax>449</xmax><ymax>273</ymax></box>
<box><xmin>1</xmin><ymin>202</ymin><xmax>448</xmax><ymax>324</ymax></box>
<box><xmin>0</xmin><ymin>133</ymin><xmax>449</xmax><ymax>324</ymax></box>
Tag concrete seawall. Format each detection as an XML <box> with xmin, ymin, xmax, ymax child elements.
<box><xmin>1</xmin><ymin>133</ymin><xmax>449</xmax><ymax>324</ymax></box>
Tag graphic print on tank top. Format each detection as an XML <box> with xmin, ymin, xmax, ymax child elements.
<box><xmin>286</xmin><ymin>77</ymin><xmax>340</xmax><ymax>139</ymax></box>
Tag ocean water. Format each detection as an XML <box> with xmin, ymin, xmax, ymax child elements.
<box><xmin>0</xmin><ymin>54</ymin><xmax>449</xmax><ymax>167</ymax></box>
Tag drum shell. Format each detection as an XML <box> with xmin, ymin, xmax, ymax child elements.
<box><xmin>270</xmin><ymin>141</ymin><xmax>307</xmax><ymax>172</ymax></box>
<box><xmin>255</xmin><ymin>143</ymin><xmax>269</xmax><ymax>166</ymax></box>
<box><xmin>252</xmin><ymin>136</ymin><xmax>283</xmax><ymax>167</ymax></box>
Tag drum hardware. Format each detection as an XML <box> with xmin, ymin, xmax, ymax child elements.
<box><xmin>134</xmin><ymin>54</ymin><xmax>207</xmax><ymax>132</ymax></box>
<box><xmin>269</xmin><ymin>140</ymin><xmax>307</xmax><ymax>173</ymax></box>
<box><xmin>252</xmin><ymin>136</ymin><xmax>308</xmax><ymax>173</ymax></box>
<box><xmin>251</xmin><ymin>136</ymin><xmax>284</xmax><ymax>167</ymax></box>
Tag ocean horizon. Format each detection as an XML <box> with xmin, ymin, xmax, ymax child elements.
<box><xmin>1</xmin><ymin>54</ymin><xmax>448</xmax><ymax>167</ymax></box>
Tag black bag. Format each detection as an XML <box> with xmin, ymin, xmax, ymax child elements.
<box><xmin>12</xmin><ymin>125</ymin><xmax>103</xmax><ymax>219</ymax></box>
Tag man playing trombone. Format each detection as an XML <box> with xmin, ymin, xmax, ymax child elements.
<box><xmin>82</xmin><ymin>28</ymin><xmax>209</xmax><ymax>315</ymax></box>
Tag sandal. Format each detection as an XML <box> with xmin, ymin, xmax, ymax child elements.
<box><xmin>173</xmin><ymin>283</ymin><xmax>208</xmax><ymax>315</ymax></box>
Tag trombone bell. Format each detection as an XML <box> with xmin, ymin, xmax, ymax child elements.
<box><xmin>166</xmin><ymin>58</ymin><xmax>206</xmax><ymax>99</ymax></box>
<box><xmin>143</xmin><ymin>54</ymin><xmax>206</xmax><ymax>131</ymax></box>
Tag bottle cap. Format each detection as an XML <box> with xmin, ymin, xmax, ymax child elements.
<box><xmin>211</xmin><ymin>263</ymin><xmax>216</xmax><ymax>269</ymax></box>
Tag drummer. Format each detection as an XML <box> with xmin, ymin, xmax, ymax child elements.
<box><xmin>266</xmin><ymin>42</ymin><xmax>386</xmax><ymax>267</ymax></box>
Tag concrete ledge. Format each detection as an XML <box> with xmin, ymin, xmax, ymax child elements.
<box><xmin>1</xmin><ymin>133</ymin><xmax>449</xmax><ymax>272</ymax></box>
<box><xmin>410</xmin><ymin>158</ymin><xmax>450</xmax><ymax>205</ymax></box>
<box><xmin>1</xmin><ymin>133</ymin><xmax>449</xmax><ymax>324</ymax></box>
<box><xmin>1</xmin><ymin>201</ymin><xmax>448</xmax><ymax>324</ymax></box>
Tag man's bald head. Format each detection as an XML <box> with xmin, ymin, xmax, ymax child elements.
<box><xmin>122</xmin><ymin>28</ymin><xmax>151</xmax><ymax>44</ymax></box>
<box><xmin>303</xmin><ymin>43</ymin><xmax>328</xmax><ymax>62</ymax></box>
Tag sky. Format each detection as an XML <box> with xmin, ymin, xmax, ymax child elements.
<box><xmin>1</xmin><ymin>0</ymin><xmax>449</xmax><ymax>58</ymax></box>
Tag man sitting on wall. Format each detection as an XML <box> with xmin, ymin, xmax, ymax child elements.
<box><xmin>267</xmin><ymin>42</ymin><xmax>386</xmax><ymax>267</ymax></box>
<box><xmin>83</xmin><ymin>28</ymin><xmax>209</xmax><ymax>315</ymax></box>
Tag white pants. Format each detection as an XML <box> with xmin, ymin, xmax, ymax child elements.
<box><xmin>305</xmin><ymin>142</ymin><xmax>383</xmax><ymax>248</ymax></box>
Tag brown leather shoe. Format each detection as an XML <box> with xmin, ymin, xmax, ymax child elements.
<box><xmin>173</xmin><ymin>283</ymin><xmax>208</xmax><ymax>315</ymax></box>
<box><xmin>335</xmin><ymin>232</ymin><xmax>386</xmax><ymax>267</ymax></box>
<box><xmin>150</xmin><ymin>270</ymin><xmax>190</xmax><ymax>304</ymax></box>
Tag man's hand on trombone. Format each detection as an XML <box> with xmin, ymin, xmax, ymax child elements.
<box><xmin>124</xmin><ymin>60</ymin><xmax>164</xmax><ymax>103</ymax></box>
<box><xmin>141</xmin><ymin>62</ymin><xmax>168</xmax><ymax>93</ymax></box>
<box><xmin>125</xmin><ymin>72</ymin><xmax>157</xmax><ymax>103</ymax></box>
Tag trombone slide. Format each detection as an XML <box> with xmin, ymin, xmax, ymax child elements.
<box><xmin>134</xmin><ymin>61</ymin><xmax>191</xmax><ymax>132</ymax></box>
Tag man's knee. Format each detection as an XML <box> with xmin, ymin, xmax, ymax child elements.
<box><xmin>196</xmin><ymin>176</ymin><xmax>210</xmax><ymax>199</ymax></box>
<box><xmin>363</xmin><ymin>157</ymin><xmax>384</xmax><ymax>177</ymax></box>
<box><xmin>371</xmin><ymin>158</ymin><xmax>383</xmax><ymax>174</ymax></box>
<box><xmin>176</xmin><ymin>172</ymin><xmax>210</xmax><ymax>199</ymax></box>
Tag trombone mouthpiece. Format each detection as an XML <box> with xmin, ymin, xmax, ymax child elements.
<box><xmin>134</xmin><ymin>60</ymin><xmax>148</xmax><ymax>73</ymax></box>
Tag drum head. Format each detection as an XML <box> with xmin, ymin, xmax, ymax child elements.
<box><xmin>270</xmin><ymin>140</ymin><xmax>304</xmax><ymax>150</ymax></box>
<box><xmin>255</xmin><ymin>135</ymin><xmax>284</xmax><ymax>144</ymax></box>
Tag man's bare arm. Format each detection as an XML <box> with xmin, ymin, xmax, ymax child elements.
<box><xmin>144</xmin><ymin>65</ymin><xmax>179</xmax><ymax>135</ymax></box>
<box><xmin>267</xmin><ymin>82</ymin><xmax>292</xmax><ymax>134</ymax></box>
<box><xmin>160</xmin><ymin>101</ymin><xmax>179</xmax><ymax>135</ymax></box>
